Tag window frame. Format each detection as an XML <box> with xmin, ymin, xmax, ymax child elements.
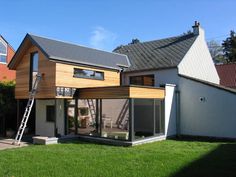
<box><xmin>73</xmin><ymin>68</ymin><xmax>104</xmax><ymax>80</ymax></box>
<box><xmin>46</xmin><ymin>105</ymin><xmax>55</xmax><ymax>122</ymax></box>
<box><xmin>129</xmin><ymin>74</ymin><xmax>155</xmax><ymax>86</ymax></box>
<box><xmin>29</xmin><ymin>52</ymin><xmax>39</xmax><ymax>91</ymax></box>
<box><xmin>0</xmin><ymin>39</ymin><xmax>7</xmax><ymax>64</ymax></box>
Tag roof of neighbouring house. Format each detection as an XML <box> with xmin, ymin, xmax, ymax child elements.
<box><xmin>113</xmin><ymin>33</ymin><xmax>197</xmax><ymax>72</ymax></box>
<box><xmin>215</xmin><ymin>63</ymin><xmax>236</xmax><ymax>89</ymax></box>
<box><xmin>8</xmin><ymin>34</ymin><xmax>130</xmax><ymax>70</ymax></box>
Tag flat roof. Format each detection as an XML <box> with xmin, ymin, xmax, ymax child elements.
<box><xmin>75</xmin><ymin>85</ymin><xmax>165</xmax><ymax>99</ymax></box>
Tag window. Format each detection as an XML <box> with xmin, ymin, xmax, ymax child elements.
<box><xmin>29</xmin><ymin>52</ymin><xmax>39</xmax><ymax>90</ymax></box>
<box><xmin>130</xmin><ymin>75</ymin><xmax>154</xmax><ymax>86</ymax></box>
<box><xmin>0</xmin><ymin>40</ymin><xmax>7</xmax><ymax>63</ymax></box>
<box><xmin>73</xmin><ymin>68</ymin><xmax>104</xmax><ymax>80</ymax></box>
<box><xmin>46</xmin><ymin>105</ymin><xmax>55</xmax><ymax>122</ymax></box>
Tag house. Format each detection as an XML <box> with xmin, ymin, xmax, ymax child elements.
<box><xmin>0</xmin><ymin>35</ymin><xmax>15</xmax><ymax>81</ymax></box>
<box><xmin>114</xmin><ymin>21</ymin><xmax>236</xmax><ymax>140</ymax></box>
<box><xmin>215</xmin><ymin>63</ymin><xmax>236</xmax><ymax>89</ymax></box>
<box><xmin>8</xmin><ymin>21</ymin><xmax>236</xmax><ymax>145</ymax></box>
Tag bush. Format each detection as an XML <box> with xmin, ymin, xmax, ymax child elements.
<box><xmin>0</xmin><ymin>81</ymin><xmax>16</xmax><ymax>136</ymax></box>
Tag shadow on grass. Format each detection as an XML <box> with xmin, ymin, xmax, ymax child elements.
<box><xmin>58</xmin><ymin>138</ymin><xmax>127</xmax><ymax>147</ymax></box>
<box><xmin>171</xmin><ymin>143</ymin><xmax>236</xmax><ymax>177</ymax></box>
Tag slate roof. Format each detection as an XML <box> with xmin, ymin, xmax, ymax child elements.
<box><xmin>9</xmin><ymin>34</ymin><xmax>130</xmax><ymax>70</ymax></box>
<box><xmin>113</xmin><ymin>33</ymin><xmax>197</xmax><ymax>72</ymax></box>
<box><xmin>216</xmin><ymin>63</ymin><xmax>236</xmax><ymax>89</ymax></box>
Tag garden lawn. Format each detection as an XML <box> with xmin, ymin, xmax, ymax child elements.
<box><xmin>0</xmin><ymin>140</ymin><xmax>236</xmax><ymax>177</ymax></box>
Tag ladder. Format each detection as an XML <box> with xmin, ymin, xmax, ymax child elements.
<box><xmin>13</xmin><ymin>73</ymin><xmax>42</xmax><ymax>145</ymax></box>
<box><xmin>87</xmin><ymin>99</ymin><xmax>96</xmax><ymax>124</ymax></box>
<box><xmin>116</xmin><ymin>99</ymin><xmax>129</xmax><ymax>129</ymax></box>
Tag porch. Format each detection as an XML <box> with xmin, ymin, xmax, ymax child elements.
<box><xmin>35</xmin><ymin>85</ymin><xmax>166</xmax><ymax>145</ymax></box>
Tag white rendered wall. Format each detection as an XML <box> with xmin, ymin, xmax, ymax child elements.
<box><xmin>56</xmin><ymin>99</ymin><xmax>65</xmax><ymax>136</ymax></box>
<box><xmin>36</xmin><ymin>100</ymin><xmax>55</xmax><ymax>137</ymax></box>
<box><xmin>165</xmin><ymin>84</ymin><xmax>177</xmax><ymax>137</ymax></box>
<box><xmin>178</xmin><ymin>27</ymin><xmax>220</xmax><ymax>84</ymax></box>
<box><xmin>122</xmin><ymin>68</ymin><xmax>179</xmax><ymax>87</ymax></box>
<box><xmin>36</xmin><ymin>99</ymin><xmax>65</xmax><ymax>137</ymax></box>
<box><xmin>179</xmin><ymin>77</ymin><xmax>236</xmax><ymax>138</ymax></box>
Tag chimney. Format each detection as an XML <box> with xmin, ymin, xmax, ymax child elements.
<box><xmin>192</xmin><ymin>21</ymin><xmax>200</xmax><ymax>35</ymax></box>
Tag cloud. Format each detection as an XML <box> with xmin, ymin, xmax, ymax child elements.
<box><xmin>89</xmin><ymin>26</ymin><xmax>117</xmax><ymax>51</ymax></box>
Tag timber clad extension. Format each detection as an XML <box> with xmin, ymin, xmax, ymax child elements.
<box><xmin>9</xmin><ymin>34</ymin><xmax>127</xmax><ymax>99</ymax></box>
<box><xmin>15</xmin><ymin>45</ymin><xmax>56</xmax><ymax>99</ymax></box>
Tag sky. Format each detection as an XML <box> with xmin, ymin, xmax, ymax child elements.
<box><xmin>1</xmin><ymin>0</ymin><xmax>235</xmax><ymax>52</ymax></box>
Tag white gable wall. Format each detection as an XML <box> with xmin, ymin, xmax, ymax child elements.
<box><xmin>178</xmin><ymin>27</ymin><xmax>220</xmax><ymax>84</ymax></box>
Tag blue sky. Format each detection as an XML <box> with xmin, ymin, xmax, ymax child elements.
<box><xmin>1</xmin><ymin>0</ymin><xmax>235</xmax><ymax>51</ymax></box>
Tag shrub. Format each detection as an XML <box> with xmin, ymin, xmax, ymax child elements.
<box><xmin>0</xmin><ymin>81</ymin><xmax>16</xmax><ymax>136</ymax></box>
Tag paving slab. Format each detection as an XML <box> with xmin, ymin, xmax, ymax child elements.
<box><xmin>0</xmin><ymin>138</ymin><xmax>29</xmax><ymax>150</ymax></box>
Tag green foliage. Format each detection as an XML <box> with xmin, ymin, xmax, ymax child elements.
<box><xmin>207</xmin><ymin>40</ymin><xmax>226</xmax><ymax>64</ymax></box>
<box><xmin>0</xmin><ymin>140</ymin><xmax>236</xmax><ymax>177</ymax></box>
<box><xmin>222</xmin><ymin>30</ymin><xmax>236</xmax><ymax>63</ymax></box>
<box><xmin>0</xmin><ymin>81</ymin><xmax>16</xmax><ymax>131</ymax></box>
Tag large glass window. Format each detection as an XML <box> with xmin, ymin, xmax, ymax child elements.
<box><xmin>155</xmin><ymin>100</ymin><xmax>165</xmax><ymax>134</ymax></box>
<box><xmin>133</xmin><ymin>99</ymin><xmax>164</xmax><ymax>140</ymax></box>
<box><xmin>133</xmin><ymin>99</ymin><xmax>154</xmax><ymax>139</ymax></box>
<box><xmin>130</xmin><ymin>75</ymin><xmax>154</xmax><ymax>86</ymax></box>
<box><xmin>29</xmin><ymin>52</ymin><xmax>39</xmax><ymax>90</ymax></box>
<box><xmin>101</xmin><ymin>99</ymin><xmax>129</xmax><ymax>140</ymax></box>
<box><xmin>73</xmin><ymin>68</ymin><xmax>104</xmax><ymax>80</ymax></box>
<box><xmin>0</xmin><ymin>40</ymin><xmax>7</xmax><ymax>63</ymax></box>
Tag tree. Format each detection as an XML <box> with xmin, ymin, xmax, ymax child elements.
<box><xmin>222</xmin><ymin>30</ymin><xmax>236</xmax><ymax>63</ymax></box>
<box><xmin>207</xmin><ymin>40</ymin><xmax>225</xmax><ymax>63</ymax></box>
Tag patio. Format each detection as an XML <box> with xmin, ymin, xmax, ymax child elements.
<box><xmin>0</xmin><ymin>138</ymin><xmax>29</xmax><ymax>150</ymax></box>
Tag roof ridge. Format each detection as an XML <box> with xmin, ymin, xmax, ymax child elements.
<box><xmin>114</xmin><ymin>33</ymin><xmax>194</xmax><ymax>50</ymax></box>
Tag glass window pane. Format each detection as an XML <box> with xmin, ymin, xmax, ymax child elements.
<box><xmin>101</xmin><ymin>99</ymin><xmax>129</xmax><ymax>140</ymax></box>
<box><xmin>130</xmin><ymin>75</ymin><xmax>154</xmax><ymax>86</ymax></box>
<box><xmin>155</xmin><ymin>100</ymin><xmax>164</xmax><ymax>134</ymax></box>
<box><xmin>73</xmin><ymin>68</ymin><xmax>104</xmax><ymax>80</ymax></box>
<box><xmin>0</xmin><ymin>41</ymin><xmax>6</xmax><ymax>54</ymax></box>
<box><xmin>77</xmin><ymin>99</ymin><xmax>100</xmax><ymax>137</ymax></box>
<box><xmin>46</xmin><ymin>105</ymin><xmax>55</xmax><ymax>122</ymax></box>
<box><xmin>0</xmin><ymin>55</ymin><xmax>7</xmax><ymax>63</ymax></box>
<box><xmin>133</xmin><ymin>99</ymin><xmax>154</xmax><ymax>139</ymax></box>
<box><xmin>32</xmin><ymin>53</ymin><xmax>39</xmax><ymax>72</ymax></box>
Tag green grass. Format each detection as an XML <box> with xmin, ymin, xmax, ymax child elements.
<box><xmin>0</xmin><ymin>140</ymin><xmax>236</xmax><ymax>177</ymax></box>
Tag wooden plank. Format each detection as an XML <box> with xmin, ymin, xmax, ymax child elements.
<box><xmin>129</xmin><ymin>86</ymin><xmax>165</xmax><ymax>99</ymax></box>
<box><xmin>78</xmin><ymin>86</ymin><xmax>165</xmax><ymax>99</ymax></box>
<box><xmin>78</xmin><ymin>86</ymin><xmax>129</xmax><ymax>99</ymax></box>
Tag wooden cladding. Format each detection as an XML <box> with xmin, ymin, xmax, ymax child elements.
<box><xmin>14</xmin><ymin>42</ymin><xmax>121</xmax><ymax>99</ymax></box>
<box><xmin>55</xmin><ymin>63</ymin><xmax>120</xmax><ymax>88</ymax></box>
<box><xmin>78</xmin><ymin>86</ymin><xmax>165</xmax><ymax>99</ymax></box>
<box><xmin>15</xmin><ymin>45</ymin><xmax>56</xmax><ymax>99</ymax></box>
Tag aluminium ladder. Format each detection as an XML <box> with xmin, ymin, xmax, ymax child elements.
<box><xmin>87</xmin><ymin>99</ymin><xmax>96</xmax><ymax>124</ymax></box>
<box><xmin>13</xmin><ymin>73</ymin><xmax>42</xmax><ymax>145</ymax></box>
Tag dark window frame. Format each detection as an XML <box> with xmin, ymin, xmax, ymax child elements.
<box><xmin>46</xmin><ymin>105</ymin><xmax>55</xmax><ymax>122</ymax></box>
<box><xmin>73</xmin><ymin>68</ymin><xmax>104</xmax><ymax>80</ymax></box>
<box><xmin>29</xmin><ymin>52</ymin><xmax>39</xmax><ymax>91</ymax></box>
<box><xmin>130</xmin><ymin>75</ymin><xmax>155</xmax><ymax>86</ymax></box>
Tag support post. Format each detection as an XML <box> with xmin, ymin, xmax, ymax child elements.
<box><xmin>129</xmin><ymin>99</ymin><xmax>134</xmax><ymax>141</ymax></box>
<box><xmin>74</xmin><ymin>98</ymin><xmax>78</xmax><ymax>135</ymax></box>
<box><xmin>99</xmin><ymin>99</ymin><xmax>102</xmax><ymax>136</ymax></box>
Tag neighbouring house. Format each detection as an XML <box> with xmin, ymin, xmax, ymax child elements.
<box><xmin>0</xmin><ymin>35</ymin><xmax>15</xmax><ymax>81</ymax></box>
<box><xmin>216</xmin><ymin>63</ymin><xmax>236</xmax><ymax>89</ymax></box>
<box><xmin>8</xmin><ymin>22</ymin><xmax>236</xmax><ymax>145</ymax></box>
